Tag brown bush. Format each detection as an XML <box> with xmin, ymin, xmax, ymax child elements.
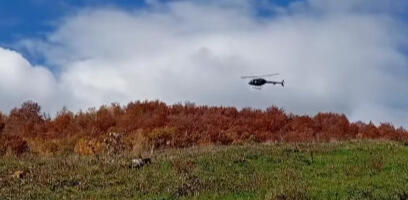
<box><xmin>313</xmin><ymin>113</ymin><xmax>351</xmax><ymax>141</ymax></box>
<box><xmin>3</xmin><ymin>101</ymin><xmax>45</xmax><ymax>137</ymax></box>
<box><xmin>0</xmin><ymin>112</ymin><xmax>6</xmax><ymax>134</ymax></box>
<box><xmin>280</xmin><ymin>116</ymin><xmax>316</xmax><ymax>142</ymax></box>
<box><xmin>46</xmin><ymin>107</ymin><xmax>74</xmax><ymax>138</ymax></box>
<box><xmin>125</xmin><ymin>130</ymin><xmax>150</xmax><ymax>156</ymax></box>
<box><xmin>102</xmin><ymin>132</ymin><xmax>127</xmax><ymax>155</ymax></box>
<box><xmin>96</xmin><ymin>106</ymin><xmax>117</xmax><ymax>133</ymax></box>
<box><xmin>74</xmin><ymin>137</ymin><xmax>106</xmax><ymax>156</ymax></box>
<box><xmin>26</xmin><ymin>138</ymin><xmax>78</xmax><ymax>156</ymax></box>
<box><xmin>0</xmin><ymin>135</ymin><xmax>29</xmax><ymax>156</ymax></box>
<box><xmin>145</xmin><ymin>127</ymin><xmax>177</xmax><ymax>149</ymax></box>
<box><xmin>73</xmin><ymin>132</ymin><xmax>128</xmax><ymax>156</ymax></box>
<box><xmin>28</xmin><ymin>139</ymin><xmax>59</xmax><ymax>156</ymax></box>
<box><xmin>0</xmin><ymin>100</ymin><xmax>407</xmax><ymax>156</ymax></box>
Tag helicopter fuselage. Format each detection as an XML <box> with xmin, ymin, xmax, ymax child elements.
<box><xmin>249</xmin><ymin>78</ymin><xmax>267</xmax><ymax>86</ymax></box>
<box><xmin>248</xmin><ymin>78</ymin><xmax>284</xmax><ymax>87</ymax></box>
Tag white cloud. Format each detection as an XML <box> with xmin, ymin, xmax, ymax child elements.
<box><xmin>6</xmin><ymin>0</ymin><xmax>408</xmax><ymax>127</ymax></box>
<box><xmin>305</xmin><ymin>0</ymin><xmax>408</xmax><ymax>14</ymax></box>
<box><xmin>0</xmin><ymin>47</ymin><xmax>60</xmax><ymax>113</ymax></box>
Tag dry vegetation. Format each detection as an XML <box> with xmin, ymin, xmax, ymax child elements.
<box><xmin>0</xmin><ymin>100</ymin><xmax>407</xmax><ymax>157</ymax></box>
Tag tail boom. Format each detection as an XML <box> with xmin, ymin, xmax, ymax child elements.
<box><xmin>266</xmin><ymin>80</ymin><xmax>284</xmax><ymax>87</ymax></box>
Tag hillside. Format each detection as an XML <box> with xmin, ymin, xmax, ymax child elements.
<box><xmin>2</xmin><ymin>142</ymin><xmax>408</xmax><ymax>199</ymax></box>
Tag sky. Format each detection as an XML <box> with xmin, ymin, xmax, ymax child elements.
<box><xmin>0</xmin><ymin>0</ymin><xmax>408</xmax><ymax>127</ymax></box>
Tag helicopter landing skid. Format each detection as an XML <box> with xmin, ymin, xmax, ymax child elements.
<box><xmin>252</xmin><ymin>86</ymin><xmax>263</xmax><ymax>90</ymax></box>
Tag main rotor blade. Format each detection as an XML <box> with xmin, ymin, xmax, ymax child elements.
<box><xmin>241</xmin><ymin>73</ymin><xmax>279</xmax><ymax>79</ymax></box>
<box><xmin>241</xmin><ymin>76</ymin><xmax>258</xmax><ymax>79</ymax></box>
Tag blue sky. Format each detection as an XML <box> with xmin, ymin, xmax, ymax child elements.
<box><xmin>0</xmin><ymin>0</ymin><xmax>147</xmax><ymax>44</ymax></box>
<box><xmin>0</xmin><ymin>0</ymin><xmax>297</xmax><ymax>44</ymax></box>
<box><xmin>2</xmin><ymin>0</ymin><xmax>407</xmax><ymax>50</ymax></box>
<box><xmin>0</xmin><ymin>0</ymin><xmax>300</xmax><ymax>66</ymax></box>
<box><xmin>0</xmin><ymin>0</ymin><xmax>408</xmax><ymax>127</ymax></box>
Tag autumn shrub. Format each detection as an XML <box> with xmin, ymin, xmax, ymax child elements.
<box><xmin>222</xmin><ymin>128</ymin><xmax>244</xmax><ymax>145</ymax></box>
<box><xmin>3</xmin><ymin>101</ymin><xmax>46</xmax><ymax>137</ymax></box>
<box><xmin>359</xmin><ymin>122</ymin><xmax>380</xmax><ymax>139</ymax></box>
<box><xmin>0</xmin><ymin>112</ymin><xmax>6</xmax><ymax>134</ymax></box>
<box><xmin>1</xmin><ymin>100</ymin><xmax>408</xmax><ymax>156</ymax></box>
<box><xmin>45</xmin><ymin>107</ymin><xmax>75</xmax><ymax>138</ymax></box>
<box><xmin>74</xmin><ymin>137</ymin><xmax>106</xmax><ymax>156</ymax></box>
<box><xmin>95</xmin><ymin>106</ymin><xmax>117</xmax><ymax>133</ymax></box>
<box><xmin>145</xmin><ymin>127</ymin><xmax>177</xmax><ymax>149</ymax></box>
<box><xmin>102</xmin><ymin>132</ymin><xmax>127</xmax><ymax>155</ymax></box>
<box><xmin>377</xmin><ymin>123</ymin><xmax>406</xmax><ymax>141</ymax></box>
<box><xmin>266</xmin><ymin>106</ymin><xmax>289</xmax><ymax>135</ymax></box>
<box><xmin>74</xmin><ymin>109</ymin><xmax>99</xmax><ymax>136</ymax></box>
<box><xmin>119</xmin><ymin>100</ymin><xmax>169</xmax><ymax>131</ymax></box>
<box><xmin>395</xmin><ymin>127</ymin><xmax>408</xmax><ymax>141</ymax></box>
<box><xmin>280</xmin><ymin>116</ymin><xmax>316</xmax><ymax>142</ymax></box>
<box><xmin>73</xmin><ymin>132</ymin><xmax>129</xmax><ymax>156</ymax></box>
<box><xmin>27</xmin><ymin>139</ymin><xmax>59</xmax><ymax>156</ymax></box>
<box><xmin>0</xmin><ymin>135</ymin><xmax>29</xmax><ymax>156</ymax></box>
<box><xmin>125</xmin><ymin>130</ymin><xmax>150</xmax><ymax>156</ymax></box>
<box><xmin>27</xmin><ymin>137</ymin><xmax>79</xmax><ymax>156</ymax></box>
<box><xmin>313</xmin><ymin>113</ymin><xmax>351</xmax><ymax>141</ymax></box>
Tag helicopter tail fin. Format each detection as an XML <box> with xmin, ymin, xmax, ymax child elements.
<box><xmin>281</xmin><ymin>80</ymin><xmax>284</xmax><ymax>87</ymax></box>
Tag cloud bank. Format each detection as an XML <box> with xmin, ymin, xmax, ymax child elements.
<box><xmin>2</xmin><ymin>0</ymin><xmax>408</xmax><ymax>126</ymax></box>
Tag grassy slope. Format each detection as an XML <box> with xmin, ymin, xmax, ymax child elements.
<box><xmin>1</xmin><ymin>141</ymin><xmax>408</xmax><ymax>200</ymax></box>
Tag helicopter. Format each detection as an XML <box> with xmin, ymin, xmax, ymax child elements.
<box><xmin>241</xmin><ymin>73</ymin><xmax>284</xmax><ymax>89</ymax></box>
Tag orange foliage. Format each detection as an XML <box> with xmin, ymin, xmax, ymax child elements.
<box><xmin>0</xmin><ymin>112</ymin><xmax>6</xmax><ymax>134</ymax></box>
<box><xmin>313</xmin><ymin>113</ymin><xmax>352</xmax><ymax>141</ymax></box>
<box><xmin>3</xmin><ymin>101</ymin><xmax>45</xmax><ymax>137</ymax></box>
<box><xmin>280</xmin><ymin>116</ymin><xmax>316</xmax><ymax>142</ymax></box>
<box><xmin>0</xmin><ymin>100</ymin><xmax>407</xmax><ymax>156</ymax></box>
<box><xmin>74</xmin><ymin>137</ymin><xmax>105</xmax><ymax>156</ymax></box>
<box><xmin>46</xmin><ymin>107</ymin><xmax>75</xmax><ymax>138</ymax></box>
<box><xmin>0</xmin><ymin>135</ymin><xmax>29</xmax><ymax>156</ymax></box>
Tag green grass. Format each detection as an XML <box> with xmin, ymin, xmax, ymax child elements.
<box><xmin>2</xmin><ymin>141</ymin><xmax>408</xmax><ymax>199</ymax></box>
